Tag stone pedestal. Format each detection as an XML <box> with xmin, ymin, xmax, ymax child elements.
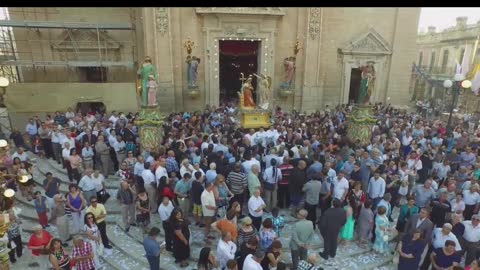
<box><xmin>135</xmin><ymin>106</ymin><xmax>164</xmax><ymax>153</ymax></box>
<box><xmin>347</xmin><ymin>105</ymin><xmax>377</xmax><ymax>146</ymax></box>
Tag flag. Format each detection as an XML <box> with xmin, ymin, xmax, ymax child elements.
<box><xmin>470</xmin><ymin>62</ymin><xmax>480</xmax><ymax>94</ymax></box>
<box><xmin>461</xmin><ymin>43</ymin><xmax>472</xmax><ymax>77</ymax></box>
<box><xmin>471</xmin><ymin>36</ymin><xmax>479</xmax><ymax>65</ymax></box>
<box><xmin>455</xmin><ymin>60</ymin><xmax>462</xmax><ymax>74</ymax></box>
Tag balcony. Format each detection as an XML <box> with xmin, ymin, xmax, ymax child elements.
<box><xmin>417</xmin><ymin>65</ymin><xmax>455</xmax><ymax>79</ymax></box>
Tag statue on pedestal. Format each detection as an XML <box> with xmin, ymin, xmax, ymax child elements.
<box><xmin>186</xmin><ymin>55</ymin><xmax>200</xmax><ymax>88</ymax></box>
<box><xmin>238</xmin><ymin>73</ymin><xmax>256</xmax><ymax>109</ymax></box>
<box><xmin>253</xmin><ymin>73</ymin><xmax>272</xmax><ymax>110</ymax></box>
<box><xmin>280</xmin><ymin>56</ymin><xmax>296</xmax><ymax>90</ymax></box>
<box><xmin>137</xmin><ymin>56</ymin><xmax>159</xmax><ymax>107</ymax></box>
<box><xmin>357</xmin><ymin>62</ymin><xmax>376</xmax><ymax>105</ymax></box>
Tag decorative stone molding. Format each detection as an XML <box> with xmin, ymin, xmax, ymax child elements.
<box><xmin>52</xmin><ymin>29</ymin><xmax>121</xmax><ymax>50</ymax></box>
<box><xmin>155</xmin><ymin>8</ymin><xmax>169</xmax><ymax>36</ymax></box>
<box><xmin>224</xmin><ymin>24</ymin><xmax>257</xmax><ymax>38</ymax></box>
<box><xmin>339</xmin><ymin>28</ymin><xmax>392</xmax><ymax>55</ymax></box>
<box><xmin>308</xmin><ymin>8</ymin><xmax>321</xmax><ymax>40</ymax></box>
<box><xmin>195</xmin><ymin>8</ymin><xmax>285</xmax><ymax>16</ymax></box>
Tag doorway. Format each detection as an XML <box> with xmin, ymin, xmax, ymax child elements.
<box><xmin>349</xmin><ymin>68</ymin><xmax>362</xmax><ymax>104</ymax></box>
<box><xmin>219</xmin><ymin>40</ymin><xmax>260</xmax><ymax>105</ymax></box>
<box><xmin>76</xmin><ymin>102</ymin><xmax>106</xmax><ymax>115</ymax></box>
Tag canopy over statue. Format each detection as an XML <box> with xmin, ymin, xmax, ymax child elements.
<box><xmin>137</xmin><ymin>56</ymin><xmax>159</xmax><ymax>107</ymax></box>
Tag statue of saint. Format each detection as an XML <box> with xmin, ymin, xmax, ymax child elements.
<box><xmin>357</xmin><ymin>62</ymin><xmax>376</xmax><ymax>105</ymax></box>
<box><xmin>186</xmin><ymin>56</ymin><xmax>200</xmax><ymax>87</ymax></box>
<box><xmin>137</xmin><ymin>56</ymin><xmax>159</xmax><ymax>106</ymax></box>
<box><xmin>280</xmin><ymin>56</ymin><xmax>296</xmax><ymax>89</ymax></box>
<box><xmin>238</xmin><ymin>74</ymin><xmax>256</xmax><ymax>108</ymax></box>
<box><xmin>147</xmin><ymin>75</ymin><xmax>158</xmax><ymax>106</ymax></box>
<box><xmin>253</xmin><ymin>73</ymin><xmax>272</xmax><ymax>110</ymax></box>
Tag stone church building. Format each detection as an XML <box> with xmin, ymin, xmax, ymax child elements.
<box><xmin>1</xmin><ymin>8</ymin><xmax>420</xmax><ymax>127</ymax></box>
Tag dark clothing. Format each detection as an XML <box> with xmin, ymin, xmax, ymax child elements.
<box><xmin>289</xmin><ymin>168</ymin><xmax>307</xmax><ymax>196</ymax></box>
<box><xmin>162</xmin><ymin>221</ymin><xmax>173</xmax><ymax>251</ymax></box>
<box><xmin>429</xmin><ymin>199</ymin><xmax>451</xmax><ymax>228</ymax></box>
<box><xmin>432</xmin><ymin>247</ymin><xmax>461</xmax><ymax>269</ymax></box>
<box><xmin>43</xmin><ymin>177</ymin><xmax>61</xmax><ymax>198</ymax></box>
<box><xmin>190</xmin><ymin>180</ymin><xmax>204</xmax><ymax>205</ymax></box>
<box><xmin>172</xmin><ymin>220</ymin><xmax>190</xmax><ymax>262</ymax></box>
<box><xmin>9</xmin><ymin>132</ymin><xmax>26</xmax><ymax>149</ymax></box>
<box><xmin>350</xmin><ymin>170</ymin><xmax>362</xmax><ymax>183</ymax></box>
<box><xmin>405</xmin><ymin>214</ymin><xmax>434</xmax><ymax>244</ymax></box>
<box><xmin>304</xmin><ymin>202</ymin><xmax>318</xmax><ymax>229</ymax></box>
<box><xmin>398</xmin><ymin>234</ymin><xmax>426</xmax><ymax>270</ymax></box>
<box><xmin>260</xmin><ymin>247</ymin><xmax>280</xmax><ymax>270</ymax></box>
<box><xmin>236</xmin><ymin>242</ymin><xmax>256</xmax><ymax>270</ymax></box>
<box><xmin>318</xmin><ymin>207</ymin><xmax>346</xmax><ymax>258</ymax></box>
<box><xmin>452</xmin><ymin>222</ymin><xmax>465</xmax><ymax>240</ymax></box>
<box><xmin>97</xmin><ymin>221</ymin><xmax>112</xmax><ymax>249</ymax></box>
<box><xmin>82</xmin><ymin>134</ymin><xmax>98</xmax><ymax>147</ymax></box>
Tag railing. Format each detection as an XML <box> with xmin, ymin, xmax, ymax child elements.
<box><xmin>418</xmin><ymin>65</ymin><xmax>455</xmax><ymax>76</ymax></box>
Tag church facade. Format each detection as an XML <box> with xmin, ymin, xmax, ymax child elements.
<box><xmin>2</xmin><ymin>8</ymin><xmax>420</xmax><ymax>127</ymax></box>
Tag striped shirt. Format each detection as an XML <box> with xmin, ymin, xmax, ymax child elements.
<box><xmin>278</xmin><ymin>163</ymin><xmax>294</xmax><ymax>185</ymax></box>
<box><xmin>226</xmin><ymin>171</ymin><xmax>247</xmax><ymax>195</ymax></box>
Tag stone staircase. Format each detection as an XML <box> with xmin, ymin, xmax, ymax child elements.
<box><xmin>11</xmin><ymin>153</ymin><xmax>397</xmax><ymax>270</ymax></box>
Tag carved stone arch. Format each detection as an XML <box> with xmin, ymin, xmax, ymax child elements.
<box><xmin>339</xmin><ymin>28</ymin><xmax>392</xmax><ymax>55</ymax></box>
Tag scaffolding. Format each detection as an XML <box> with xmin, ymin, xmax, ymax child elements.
<box><xmin>0</xmin><ymin>7</ymin><xmax>138</xmax><ymax>83</ymax></box>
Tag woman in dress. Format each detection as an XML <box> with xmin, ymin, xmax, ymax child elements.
<box><xmin>259</xmin><ymin>218</ymin><xmax>277</xmax><ymax>252</ymax></box>
<box><xmin>197</xmin><ymin>247</ymin><xmax>218</xmax><ymax>270</ymax></box>
<box><xmin>241</xmin><ymin>77</ymin><xmax>256</xmax><ymax>108</ymax></box>
<box><xmin>351</xmin><ymin>182</ymin><xmax>366</xmax><ymax>219</ymax></box>
<box><xmin>124</xmin><ymin>151</ymin><xmax>137</xmax><ymax>176</ymax></box>
<box><xmin>136</xmin><ymin>189</ymin><xmax>151</xmax><ymax>234</ymax></box>
<box><xmin>66</xmin><ymin>184</ymin><xmax>86</xmax><ymax>235</ymax></box>
<box><xmin>397</xmin><ymin>229</ymin><xmax>426</xmax><ymax>270</ymax></box>
<box><xmin>49</xmin><ymin>238</ymin><xmax>71</xmax><ymax>270</ymax></box>
<box><xmin>340</xmin><ymin>195</ymin><xmax>356</xmax><ymax>245</ymax></box>
<box><xmin>237</xmin><ymin>217</ymin><xmax>259</xmax><ymax>247</ymax></box>
<box><xmin>84</xmin><ymin>212</ymin><xmax>101</xmax><ymax>268</ymax></box>
<box><xmin>170</xmin><ymin>208</ymin><xmax>190</xmax><ymax>268</ymax></box>
<box><xmin>373</xmin><ymin>206</ymin><xmax>391</xmax><ymax>255</ymax></box>
<box><xmin>396</xmin><ymin>196</ymin><xmax>419</xmax><ymax>234</ymax></box>
<box><xmin>430</xmin><ymin>240</ymin><xmax>461</xmax><ymax>270</ymax></box>
<box><xmin>214</xmin><ymin>174</ymin><xmax>233</xmax><ymax>218</ymax></box>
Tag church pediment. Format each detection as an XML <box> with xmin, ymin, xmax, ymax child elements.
<box><xmin>339</xmin><ymin>28</ymin><xmax>392</xmax><ymax>55</ymax></box>
<box><xmin>51</xmin><ymin>29</ymin><xmax>121</xmax><ymax>50</ymax></box>
<box><xmin>195</xmin><ymin>7</ymin><xmax>285</xmax><ymax>16</ymax></box>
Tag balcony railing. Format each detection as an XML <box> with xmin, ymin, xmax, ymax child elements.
<box><xmin>418</xmin><ymin>65</ymin><xmax>455</xmax><ymax>76</ymax></box>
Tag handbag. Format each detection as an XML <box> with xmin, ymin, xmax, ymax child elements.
<box><xmin>98</xmin><ymin>189</ymin><xmax>111</xmax><ymax>203</ymax></box>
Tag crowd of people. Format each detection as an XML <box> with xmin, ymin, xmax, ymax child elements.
<box><xmin>4</xmin><ymin>102</ymin><xmax>480</xmax><ymax>270</ymax></box>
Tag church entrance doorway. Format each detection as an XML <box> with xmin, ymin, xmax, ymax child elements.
<box><xmin>349</xmin><ymin>68</ymin><xmax>362</xmax><ymax>104</ymax></box>
<box><xmin>219</xmin><ymin>40</ymin><xmax>260</xmax><ymax>106</ymax></box>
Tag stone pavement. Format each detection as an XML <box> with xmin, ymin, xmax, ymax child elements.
<box><xmin>10</xmin><ymin>153</ymin><xmax>399</xmax><ymax>270</ymax></box>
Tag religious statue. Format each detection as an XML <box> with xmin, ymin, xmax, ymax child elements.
<box><xmin>186</xmin><ymin>55</ymin><xmax>200</xmax><ymax>88</ymax></box>
<box><xmin>238</xmin><ymin>73</ymin><xmax>256</xmax><ymax>108</ymax></box>
<box><xmin>293</xmin><ymin>39</ymin><xmax>302</xmax><ymax>56</ymax></box>
<box><xmin>253</xmin><ymin>73</ymin><xmax>272</xmax><ymax>110</ymax></box>
<box><xmin>137</xmin><ymin>56</ymin><xmax>159</xmax><ymax>106</ymax></box>
<box><xmin>280</xmin><ymin>56</ymin><xmax>296</xmax><ymax>90</ymax></box>
<box><xmin>147</xmin><ymin>75</ymin><xmax>158</xmax><ymax>106</ymax></box>
<box><xmin>357</xmin><ymin>62</ymin><xmax>376</xmax><ymax>105</ymax></box>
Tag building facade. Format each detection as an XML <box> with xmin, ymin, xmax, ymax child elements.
<box><xmin>414</xmin><ymin>16</ymin><xmax>480</xmax><ymax>113</ymax></box>
<box><xmin>0</xmin><ymin>8</ymin><xmax>420</xmax><ymax>128</ymax></box>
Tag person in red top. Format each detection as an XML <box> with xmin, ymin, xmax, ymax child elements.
<box><xmin>158</xmin><ymin>175</ymin><xmax>175</xmax><ymax>203</ymax></box>
<box><xmin>28</xmin><ymin>225</ymin><xmax>53</xmax><ymax>269</ymax></box>
<box><xmin>278</xmin><ymin>156</ymin><xmax>294</xmax><ymax>208</ymax></box>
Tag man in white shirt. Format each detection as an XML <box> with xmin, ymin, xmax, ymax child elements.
<box><xmin>248</xmin><ymin>188</ymin><xmax>266</xmax><ymax>231</ymax></box>
<box><xmin>367</xmin><ymin>171</ymin><xmax>386</xmax><ymax>209</ymax></box>
<box><xmin>462</xmin><ymin>214</ymin><xmax>480</xmax><ymax>265</ymax></box>
<box><xmin>158</xmin><ymin>197</ymin><xmax>174</xmax><ymax>251</ymax></box>
<box><xmin>12</xmin><ymin>147</ymin><xmax>29</xmax><ymax>162</ymax></box>
<box><xmin>242</xmin><ymin>154</ymin><xmax>261</xmax><ymax>177</ymax></box>
<box><xmin>243</xmin><ymin>250</ymin><xmax>265</xmax><ymax>270</ymax></box>
<box><xmin>78</xmin><ymin>169</ymin><xmax>97</xmax><ymax>205</ymax></box>
<box><xmin>155</xmin><ymin>158</ymin><xmax>168</xmax><ymax>185</ymax></box>
<box><xmin>61</xmin><ymin>131</ymin><xmax>75</xmax><ymax>150</ymax></box>
<box><xmin>216</xmin><ymin>232</ymin><xmax>237</xmax><ymax>269</ymax></box>
<box><xmin>332</xmin><ymin>172</ymin><xmax>349</xmax><ymax>202</ymax></box>
<box><xmin>113</xmin><ymin>135</ymin><xmax>126</xmax><ymax>165</ymax></box>
<box><xmin>463</xmin><ymin>184</ymin><xmax>480</xmax><ymax>220</ymax></box>
<box><xmin>51</xmin><ymin>127</ymin><xmax>63</xmax><ymax>164</ymax></box>
<box><xmin>141</xmin><ymin>162</ymin><xmax>156</xmax><ymax>210</ymax></box>
<box><xmin>201</xmin><ymin>182</ymin><xmax>217</xmax><ymax>243</ymax></box>
<box><xmin>432</xmin><ymin>223</ymin><xmax>461</xmax><ymax>251</ymax></box>
<box><xmin>108</xmin><ymin>111</ymin><xmax>119</xmax><ymax>126</ymax></box>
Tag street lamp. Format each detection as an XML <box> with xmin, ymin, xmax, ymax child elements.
<box><xmin>443</xmin><ymin>74</ymin><xmax>472</xmax><ymax>135</ymax></box>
